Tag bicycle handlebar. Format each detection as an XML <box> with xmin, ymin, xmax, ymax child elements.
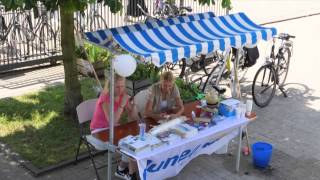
<box><xmin>277</xmin><ymin>33</ymin><xmax>295</xmax><ymax>40</ymax></box>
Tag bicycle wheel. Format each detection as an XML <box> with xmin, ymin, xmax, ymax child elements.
<box><xmin>252</xmin><ymin>65</ymin><xmax>277</xmax><ymax>107</ymax></box>
<box><xmin>202</xmin><ymin>59</ymin><xmax>228</xmax><ymax>92</ymax></box>
<box><xmin>277</xmin><ymin>48</ymin><xmax>291</xmax><ymax>87</ymax></box>
<box><xmin>199</xmin><ymin>54</ymin><xmax>213</xmax><ymax>75</ymax></box>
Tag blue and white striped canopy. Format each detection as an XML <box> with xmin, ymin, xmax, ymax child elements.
<box><xmin>85</xmin><ymin>12</ymin><xmax>277</xmax><ymax>67</ymax></box>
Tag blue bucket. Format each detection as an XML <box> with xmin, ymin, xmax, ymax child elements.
<box><xmin>252</xmin><ymin>142</ymin><xmax>273</xmax><ymax>168</ymax></box>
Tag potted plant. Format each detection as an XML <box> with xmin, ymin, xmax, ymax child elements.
<box><xmin>126</xmin><ymin>62</ymin><xmax>160</xmax><ymax>96</ymax></box>
<box><xmin>175</xmin><ymin>78</ymin><xmax>202</xmax><ymax>103</ymax></box>
<box><xmin>76</xmin><ymin>43</ymin><xmax>112</xmax><ymax>77</ymax></box>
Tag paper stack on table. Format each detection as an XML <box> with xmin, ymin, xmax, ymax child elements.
<box><xmin>171</xmin><ymin>123</ymin><xmax>198</xmax><ymax>138</ymax></box>
<box><xmin>156</xmin><ymin>130</ymin><xmax>182</xmax><ymax>144</ymax></box>
<box><xmin>128</xmin><ymin>139</ymin><xmax>150</xmax><ymax>153</ymax></box>
<box><xmin>119</xmin><ymin>135</ymin><xmax>149</xmax><ymax>153</ymax></box>
<box><xmin>149</xmin><ymin>117</ymin><xmax>186</xmax><ymax>135</ymax></box>
<box><xmin>119</xmin><ymin>134</ymin><xmax>163</xmax><ymax>154</ymax></box>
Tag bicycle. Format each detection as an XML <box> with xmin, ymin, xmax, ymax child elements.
<box><xmin>126</xmin><ymin>0</ymin><xmax>192</xmax><ymax>23</ymax></box>
<box><xmin>22</xmin><ymin>4</ymin><xmax>58</xmax><ymax>55</ymax></box>
<box><xmin>178</xmin><ymin>52</ymin><xmax>218</xmax><ymax>82</ymax></box>
<box><xmin>252</xmin><ymin>33</ymin><xmax>295</xmax><ymax>107</ymax></box>
<box><xmin>0</xmin><ymin>8</ymin><xmax>34</xmax><ymax>57</ymax></box>
<box><xmin>202</xmin><ymin>46</ymin><xmax>258</xmax><ymax>95</ymax></box>
<box><xmin>152</xmin><ymin>0</ymin><xmax>192</xmax><ymax>18</ymax></box>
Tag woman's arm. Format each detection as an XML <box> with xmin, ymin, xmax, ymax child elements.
<box><xmin>169</xmin><ymin>96</ymin><xmax>184</xmax><ymax>119</ymax></box>
<box><xmin>168</xmin><ymin>85</ymin><xmax>184</xmax><ymax>119</ymax></box>
<box><xmin>102</xmin><ymin>101</ymin><xmax>124</xmax><ymax>126</ymax></box>
<box><xmin>144</xmin><ymin>91</ymin><xmax>166</xmax><ymax>120</ymax></box>
<box><xmin>124</xmin><ymin>97</ymin><xmax>140</xmax><ymax>122</ymax></box>
<box><xmin>101</xmin><ymin>94</ymin><xmax>126</xmax><ymax>126</ymax></box>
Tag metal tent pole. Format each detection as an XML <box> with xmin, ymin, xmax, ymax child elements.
<box><xmin>108</xmin><ymin>57</ymin><xmax>115</xmax><ymax>180</ymax></box>
<box><xmin>231</xmin><ymin>48</ymin><xmax>242</xmax><ymax>100</ymax></box>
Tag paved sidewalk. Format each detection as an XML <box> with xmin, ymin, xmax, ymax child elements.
<box><xmin>0</xmin><ymin>65</ymin><xmax>64</xmax><ymax>99</ymax></box>
<box><xmin>1</xmin><ymin>1</ymin><xmax>320</xmax><ymax>180</ymax></box>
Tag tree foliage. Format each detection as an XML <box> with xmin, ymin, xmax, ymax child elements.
<box><xmin>198</xmin><ymin>0</ymin><xmax>232</xmax><ymax>10</ymax></box>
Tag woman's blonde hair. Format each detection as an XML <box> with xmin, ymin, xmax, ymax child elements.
<box><xmin>103</xmin><ymin>74</ymin><xmax>126</xmax><ymax>92</ymax></box>
<box><xmin>160</xmin><ymin>71</ymin><xmax>175</xmax><ymax>82</ymax></box>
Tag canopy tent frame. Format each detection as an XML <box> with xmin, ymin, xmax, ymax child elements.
<box><xmin>82</xmin><ymin>11</ymin><xmax>277</xmax><ymax>180</ymax></box>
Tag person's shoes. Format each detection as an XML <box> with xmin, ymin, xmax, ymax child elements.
<box><xmin>123</xmin><ymin>173</ymin><xmax>137</xmax><ymax>180</ymax></box>
<box><xmin>114</xmin><ymin>166</ymin><xmax>129</xmax><ymax>179</ymax></box>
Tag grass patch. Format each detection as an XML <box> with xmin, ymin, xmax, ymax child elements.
<box><xmin>0</xmin><ymin>78</ymin><xmax>99</xmax><ymax>168</ymax></box>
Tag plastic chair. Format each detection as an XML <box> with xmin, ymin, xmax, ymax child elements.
<box><xmin>74</xmin><ymin>98</ymin><xmax>107</xmax><ymax>180</ymax></box>
<box><xmin>134</xmin><ymin>89</ymin><xmax>149</xmax><ymax>115</ymax></box>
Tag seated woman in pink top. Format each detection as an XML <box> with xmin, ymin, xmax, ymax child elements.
<box><xmin>90</xmin><ymin>74</ymin><xmax>138</xmax><ymax>180</ymax></box>
<box><xmin>90</xmin><ymin>74</ymin><xmax>136</xmax><ymax>133</ymax></box>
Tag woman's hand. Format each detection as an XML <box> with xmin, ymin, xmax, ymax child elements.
<box><xmin>120</xmin><ymin>94</ymin><xmax>130</xmax><ymax>108</ymax></box>
<box><xmin>159</xmin><ymin>113</ymin><xmax>168</xmax><ymax>119</ymax></box>
<box><xmin>168</xmin><ymin>113</ymin><xmax>179</xmax><ymax>119</ymax></box>
<box><xmin>115</xmin><ymin>94</ymin><xmax>129</xmax><ymax>123</ymax></box>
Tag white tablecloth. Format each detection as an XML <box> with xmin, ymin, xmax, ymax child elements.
<box><xmin>121</xmin><ymin>117</ymin><xmax>249</xmax><ymax>180</ymax></box>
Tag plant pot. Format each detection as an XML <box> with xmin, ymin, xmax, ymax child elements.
<box><xmin>126</xmin><ymin>79</ymin><xmax>153</xmax><ymax>96</ymax></box>
<box><xmin>77</xmin><ymin>58</ymin><xmax>91</xmax><ymax>76</ymax></box>
<box><xmin>90</xmin><ymin>61</ymin><xmax>105</xmax><ymax>78</ymax></box>
<box><xmin>182</xmin><ymin>98</ymin><xmax>196</xmax><ymax>104</ymax></box>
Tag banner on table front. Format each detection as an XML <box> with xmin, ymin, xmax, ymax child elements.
<box><xmin>138</xmin><ymin>129</ymin><xmax>239</xmax><ymax>180</ymax></box>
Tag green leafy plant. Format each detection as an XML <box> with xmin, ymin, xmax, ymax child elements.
<box><xmin>76</xmin><ymin>43</ymin><xmax>112</xmax><ymax>68</ymax></box>
<box><xmin>86</xmin><ymin>44</ymin><xmax>112</xmax><ymax>64</ymax></box>
<box><xmin>127</xmin><ymin>63</ymin><xmax>160</xmax><ymax>82</ymax></box>
<box><xmin>175</xmin><ymin>78</ymin><xmax>202</xmax><ymax>102</ymax></box>
<box><xmin>75</xmin><ymin>45</ymin><xmax>87</xmax><ymax>60</ymax></box>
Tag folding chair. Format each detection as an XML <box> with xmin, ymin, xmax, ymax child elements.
<box><xmin>74</xmin><ymin>98</ymin><xmax>108</xmax><ymax>180</ymax></box>
<box><xmin>134</xmin><ymin>89</ymin><xmax>149</xmax><ymax>116</ymax></box>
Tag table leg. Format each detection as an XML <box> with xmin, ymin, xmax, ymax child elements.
<box><xmin>245</xmin><ymin>127</ymin><xmax>251</xmax><ymax>153</ymax></box>
<box><xmin>236</xmin><ymin>126</ymin><xmax>243</xmax><ymax>172</ymax></box>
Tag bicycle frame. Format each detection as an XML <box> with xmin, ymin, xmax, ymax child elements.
<box><xmin>132</xmin><ymin>0</ymin><xmax>191</xmax><ymax>22</ymax></box>
<box><xmin>268</xmin><ymin>36</ymin><xmax>293</xmax><ymax>85</ymax></box>
<box><xmin>252</xmin><ymin>33</ymin><xmax>295</xmax><ymax>107</ymax></box>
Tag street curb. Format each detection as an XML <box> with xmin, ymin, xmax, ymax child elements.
<box><xmin>260</xmin><ymin>12</ymin><xmax>320</xmax><ymax>25</ymax></box>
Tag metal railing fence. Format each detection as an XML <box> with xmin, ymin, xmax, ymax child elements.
<box><xmin>0</xmin><ymin>0</ymin><xmax>227</xmax><ymax>73</ymax></box>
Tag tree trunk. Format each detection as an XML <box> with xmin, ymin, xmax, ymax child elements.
<box><xmin>60</xmin><ymin>6</ymin><xmax>83</xmax><ymax>119</ymax></box>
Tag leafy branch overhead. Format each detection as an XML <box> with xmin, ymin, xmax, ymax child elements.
<box><xmin>198</xmin><ymin>0</ymin><xmax>232</xmax><ymax>10</ymax></box>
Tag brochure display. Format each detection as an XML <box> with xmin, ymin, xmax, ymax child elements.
<box><xmin>119</xmin><ymin>115</ymin><xmax>249</xmax><ymax>180</ymax></box>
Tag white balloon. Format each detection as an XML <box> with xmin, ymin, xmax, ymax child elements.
<box><xmin>114</xmin><ymin>54</ymin><xmax>137</xmax><ymax>77</ymax></box>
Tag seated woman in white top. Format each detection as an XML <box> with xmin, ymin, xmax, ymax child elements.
<box><xmin>144</xmin><ymin>71</ymin><xmax>184</xmax><ymax>121</ymax></box>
